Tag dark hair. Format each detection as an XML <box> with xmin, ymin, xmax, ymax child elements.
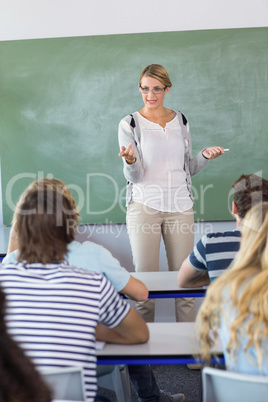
<box><xmin>16</xmin><ymin>187</ymin><xmax>76</xmax><ymax>264</ymax></box>
<box><xmin>0</xmin><ymin>286</ymin><xmax>52</xmax><ymax>402</ymax></box>
<box><xmin>232</xmin><ymin>174</ymin><xmax>268</xmax><ymax>219</ymax></box>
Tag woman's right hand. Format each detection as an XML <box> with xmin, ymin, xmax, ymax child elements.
<box><xmin>118</xmin><ymin>143</ymin><xmax>136</xmax><ymax>165</ymax></box>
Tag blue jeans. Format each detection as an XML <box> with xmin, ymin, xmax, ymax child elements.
<box><xmin>129</xmin><ymin>364</ymin><xmax>160</xmax><ymax>402</ymax></box>
<box><xmin>95</xmin><ymin>393</ymin><xmax>111</xmax><ymax>401</ymax></box>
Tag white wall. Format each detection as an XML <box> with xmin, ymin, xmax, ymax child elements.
<box><xmin>0</xmin><ymin>0</ymin><xmax>267</xmax><ymax>41</ymax></box>
<box><xmin>75</xmin><ymin>221</ymin><xmax>235</xmax><ymax>272</ymax></box>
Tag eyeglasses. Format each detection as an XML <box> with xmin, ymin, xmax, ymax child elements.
<box><xmin>139</xmin><ymin>86</ymin><xmax>167</xmax><ymax>95</ymax></box>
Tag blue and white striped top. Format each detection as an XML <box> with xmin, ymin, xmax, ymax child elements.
<box><xmin>0</xmin><ymin>262</ymin><xmax>130</xmax><ymax>402</ymax></box>
<box><xmin>189</xmin><ymin>228</ymin><xmax>241</xmax><ymax>281</ymax></box>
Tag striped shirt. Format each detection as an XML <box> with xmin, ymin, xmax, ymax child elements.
<box><xmin>189</xmin><ymin>228</ymin><xmax>241</xmax><ymax>281</ymax></box>
<box><xmin>0</xmin><ymin>262</ymin><xmax>130</xmax><ymax>402</ymax></box>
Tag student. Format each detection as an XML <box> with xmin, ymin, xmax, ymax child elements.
<box><xmin>0</xmin><ymin>284</ymin><xmax>53</xmax><ymax>402</ymax></box>
<box><xmin>0</xmin><ymin>182</ymin><xmax>149</xmax><ymax>402</ymax></box>
<box><xmin>177</xmin><ymin>174</ymin><xmax>268</xmax><ymax>287</ymax></box>
<box><xmin>118</xmin><ymin>63</ymin><xmax>224</xmax><ymax>323</ymax></box>
<box><xmin>196</xmin><ymin>202</ymin><xmax>268</xmax><ymax>374</ymax></box>
<box><xmin>3</xmin><ymin>178</ymin><xmax>148</xmax><ymax>301</ymax></box>
<box><xmin>3</xmin><ymin>179</ymin><xmax>184</xmax><ymax>401</ymax></box>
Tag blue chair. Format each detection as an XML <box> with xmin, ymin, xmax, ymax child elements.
<box><xmin>202</xmin><ymin>366</ymin><xmax>268</xmax><ymax>402</ymax></box>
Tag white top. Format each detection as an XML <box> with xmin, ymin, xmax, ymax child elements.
<box><xmin>219</xmin><ymin>280</ymin><xmax>268</xmax><ymax>375</ymax></box>
<box><xmin>132</xmin><ymin>112</ymin><xmax>193</xmax><ymax>212</ymax></box>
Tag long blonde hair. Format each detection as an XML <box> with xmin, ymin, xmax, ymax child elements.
<box><xmin>196</xmin><ymin>202</ymin><xmax>268</xmax><ymax>368</ymax></box>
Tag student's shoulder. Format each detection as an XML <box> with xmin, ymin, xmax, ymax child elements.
<box><xmin>0</xmin><ymin>261</ymin><xmax>20</xmax><ymax>272</ymax></box>
<box><xmin>206</xmin><ymin>228</ymin><xmax>241</xmax><ymax>240</ymax></box>
<box><xmin>68</xmin><ymin>240</ymin><xmax>101</xmax><ymax>252</ymax></box>
<box><xmin>60</xmin><ymin>261</ymin><xmax>105</xmax><ymax>281</ymax></box>
<box><xmin>68</xmin><ymin>240</ymin><xmax>114</xmax><ymax>260</ymax></box>
<box><xmin>2</xmin><ymin>249</ymin><xmax>19</xmax><ymax>264</ymax></box>
<box><xmin>67</xmin><ymin>240</ymin><xmax>102</xmax><ymax>267</ymax></box>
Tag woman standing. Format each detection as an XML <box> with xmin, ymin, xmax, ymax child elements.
<box><xmin>118</xmin><ymin>64</ymin><xmax>224</xmax><ymax>322</ymax></box>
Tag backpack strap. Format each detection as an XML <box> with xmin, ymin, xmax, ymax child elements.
<box><xmin>181</xmin><ymin>112</ymin><xmax>187</xmax><ymax>126</ymax></box>
<box><xmin>130</xmin><ymin>114</ymin><xmax>136</xmax><ymax>128</ymax></box>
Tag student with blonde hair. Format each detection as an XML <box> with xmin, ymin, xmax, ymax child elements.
<box><xmin>196</xmin><ymin>202</ymin><xmax>268</xmax><ymax>374</ymax></box>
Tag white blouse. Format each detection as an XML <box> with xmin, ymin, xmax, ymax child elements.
<box><xmin>132</xmin><ymin>112</ymin><xmax>193</xmax><ymax>212</ymax></box>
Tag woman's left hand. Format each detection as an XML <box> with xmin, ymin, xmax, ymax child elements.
<box><xmin>202</xmin><ymin>146</ymin><xmax>225</xmax><ymax>159</ymax></box>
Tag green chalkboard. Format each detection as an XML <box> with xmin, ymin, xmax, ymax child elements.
<box><xmin>1</xmin><ymin>27</ymin><xmax>267</xmax><ymax>225</ymax></box>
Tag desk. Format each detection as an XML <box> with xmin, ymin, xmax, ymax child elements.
<box><xmin>97</xmin><ymin>322</ymin><xmax>223</xmax><ymax>365</ymax></box>
<box><xmin>131</xmin><ymin>272</ymin><xmax>206</xmax><ymax>298</ymax></box>
<box><xmin>0</xmin><ymin>226</ymin><xmax>10</xmax><ymax>260</ymax></box>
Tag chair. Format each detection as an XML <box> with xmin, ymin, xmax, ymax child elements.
<box><xmin>41</xmin><ymin>366</ymin><xmax>86</xmax><ymax>401</ymax></box>
<box><xmin>97</xmin><ymin>364</ymin><xmax>132</xmax><ymax>401</ymax></box>
<box><xmin>202</xmin><ymin>366</ymin><xmax>268</xmax><ymax>402</ymax></box>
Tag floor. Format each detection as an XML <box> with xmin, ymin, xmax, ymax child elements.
<box><xmin>98</xmin><ymin>364</ymin><xmax>202</xmax><ymax>402</ymax></box>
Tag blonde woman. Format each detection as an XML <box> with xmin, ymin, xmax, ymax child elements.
<box><xmin>118</xmin><ymin>64</ymin><xmax>225</xmax><ymax>323</ymax></box>
<box><xmin>196</xmin><ymin>202</ymin><xmax>268</xmax><ymax>374</ymax></box>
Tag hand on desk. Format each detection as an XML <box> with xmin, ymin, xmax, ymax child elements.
<box><xmin>96</xmin><ymin>308</ymin><xmax>149</xmax><ymax>344</ymax></box>
<box><xmin>177</xmin><ymin>257</ymin><xmax>210</xmax><ymax>288</ymax></box>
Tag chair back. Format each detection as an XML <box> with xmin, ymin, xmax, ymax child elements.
<box><xmin>202</xmin><ymin>366</ymin><xmax>268</xmax><ymax>402</ymax></box>
<box><xmin>41</xmin><ymin>366</ymin><xmax>86</xmax><ymax>401</ymax></box>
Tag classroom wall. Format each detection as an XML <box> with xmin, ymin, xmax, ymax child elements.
<box><xmin>0</xmin><ymin>0</ymin><xmax>267</xmax><ymax>41</ymax></box>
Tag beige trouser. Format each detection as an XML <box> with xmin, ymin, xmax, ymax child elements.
<box><xmin>127</xmin><ymin>202</ymin><xmax>195</xmax><ymax>323</ymax></box>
